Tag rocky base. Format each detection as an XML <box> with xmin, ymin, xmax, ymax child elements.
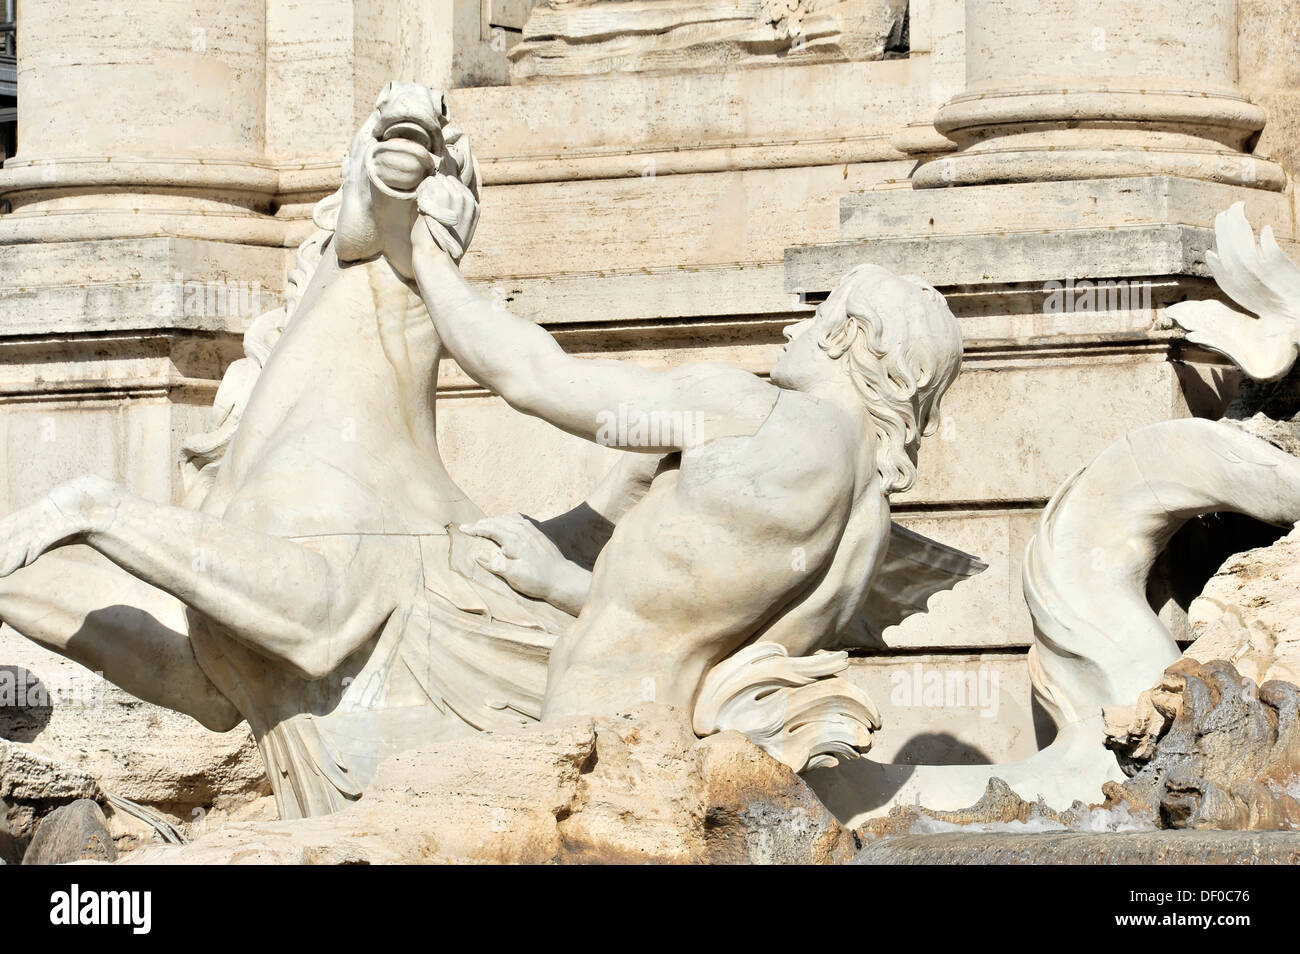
<box><xmin>123</xmin><ymin>705</ymin><xmax>861</xmax><ymax>865</ymax></box>
<box><xmin>1104</xmin><ymin>659</ymin><xmax>1300</xmax><ymax>830</ymax></box>
<box><xmin>21</xmin><ymin>799</ymin><xmax>117</xmax><ymax>865</ymax></box>
<box><xmin>1182</xmin><ymin>526</ymin><xmax>1300</xmax><ymax>686</ymax></box>
<box><xmin>0</xmin><ymin>636</ymin><xmax>271</xmax><ymax>836</ymax></box>
<box><xmin>0</xmin><ymin>739</ymin><xmax>102</xmax><ymax>863</ymax></box>
<box><xmin>858</xmin><ymin>656</ymin><xmax>1300</xmax><ymax>842</ymax></box>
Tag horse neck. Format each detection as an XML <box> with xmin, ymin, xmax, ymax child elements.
<box><xmin>289</xmin><ymin>251</ymin><xmax>443</xmax><ymax>455</ymax></box>
<box><xmin>354</xmin><ymin>257</ymin><xmax>445</xmax><ymax>452</ymax></box>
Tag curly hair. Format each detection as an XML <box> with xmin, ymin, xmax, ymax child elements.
<box><xmin>816</xmin><ymin>265</ymin><xmax>963</xmax><ymax>495</ymax></box>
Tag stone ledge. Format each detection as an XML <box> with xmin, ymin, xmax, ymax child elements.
<box><xmin>0</xmin><ymin>331</ymin><xmax>238</xmax><ymax>403</ymax></box>
<box><xmin>858</xmin><ymin>829</ymin><xmax>1300</xmax><ymax>864</ymax></box>
<box><xmin>0</xmin><ymin>238</ymin><xmax>287</xmax><ymax>336</ymax></box>
<box><xmin>449</xmin><ymin>58</ymin><xmax>923</xmax><ymax>181</ymax></box>
<box><xmin>785</xmin><ymin>223</ymin><xmax>1217</xmax><ymax>293</ymax></box>
<box><xmin>839</xmin><ymin>176</ymin><xmax>1297</xmax><ymax>242</ymax></box>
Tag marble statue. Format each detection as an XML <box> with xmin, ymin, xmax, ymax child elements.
<box><xmin>1166</xmin><ymin>204</ymin><xmax>1300</xmax><ymax>383</ymax></box>
<box><xmin>817</xmin><ymin>203</ymin><xmax>1300</xmax><ymax>816</ymax></box>
<box><xmin>0</xmin><ymin>81</ymin><xmax>982</xmax><ymax>818</ymax></box>
<box><xmin>0</xmin><ymin>82</ymin><xmax>544</xmax><ymax>819</ymax></box>
<box><xmin>412</xmin><ymin>170</ymin><xmax>969</xmax><ymax>765</ymax></box>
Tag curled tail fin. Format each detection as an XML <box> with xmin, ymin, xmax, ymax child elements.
<box><xmin>694</xmin><ymin>642</ymin><xmax>880</xmax><ymax>773</ymax></box>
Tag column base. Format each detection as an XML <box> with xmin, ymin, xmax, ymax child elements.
<box><xmin>912</xmin><ymin>88</ymin><xmax>1286</xmax><ymax>191</ymax></box>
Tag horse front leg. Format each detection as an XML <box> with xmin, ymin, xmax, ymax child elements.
<box><xmin>0</xmin><ymin>475</ymin><xmax>395</xmax><ymax>681</ymax></box>
<box><xmin>0</xmin><ymin>547</ymin><xmax>241</xmax><ymax>731</ymax></box>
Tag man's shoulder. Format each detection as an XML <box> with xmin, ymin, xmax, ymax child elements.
<box><xmin>665</xmin><ymin>362</ymin><xmax>768</xmax><ymax>390</ymax></box>
<box><xmin>762</xmin><ymin>394</ymin><xmax>865</xmax><ymax>476</ymax></box>
<box><xmin>663</xmin><ymin>363</ymin><xmax>777</xmax><ymax>434</ymax></box>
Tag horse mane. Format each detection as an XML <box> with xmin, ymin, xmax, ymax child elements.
<box><xmin>178</xmin><ymin>192</ymin><xmax>340</xmax><ymax>506</ymax></box>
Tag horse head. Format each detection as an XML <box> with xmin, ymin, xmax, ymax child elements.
<box><xmin>330</xmin><ymin>81</ymin><xmax>481</xmax><ymax>279</ymax></box>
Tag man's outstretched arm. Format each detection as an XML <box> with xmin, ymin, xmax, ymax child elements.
<box><xmin>410</xmin><ymin>181</ymin><xmax>777</xmax><ymax>450</ymax></box>
<box><xmin>411</xmin><ymin>218</ymin><xmax>686</xmax><ymax>449</ymax></box>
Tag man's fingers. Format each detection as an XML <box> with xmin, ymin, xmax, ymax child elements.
<box><xmin>475</xmin><ymin>550</ymin><xmax>510</xmax><ymax>575</ymax></box>
<box><xmin>420</xmin><ymin>218</ymin><xmax>464</xmax><ymax>261</ymax></box>
<box><xmin>415</xmin><ymin>174</ymin><xmax>478</xmax><ymax>262</ymax></box>
<box><xmin>461</xmin><ymin>518</ymin><xmax>506</xmax><ymax>541</ymax></box>
<box><xmin>461</xmin><ymin>518</ymin><xmax>527</xmax><ymax>556</ymax></box>
<box><xmin>419</xmin><ymin>184</ymin><xmax>460</xmax><ymax>227</ymax></box>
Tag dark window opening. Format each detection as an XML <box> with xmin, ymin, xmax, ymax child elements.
<box><xmin>1</xmin><ymin>0</ymin><xmax>16</xmax><ymax>173</ymax></box>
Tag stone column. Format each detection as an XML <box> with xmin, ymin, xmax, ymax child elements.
<box><xmin>267</xmin><ymin>0</ymin><xmax>458</xmax><ymax>245</ymax></box>
<box><xmin>914</xmin><ymin>0</ymin><xmax>1286</xmax><ymax>190</ymax></box>
<box><xmin>0</xmin><ymin>1</ymin><xmax>275</xmax><ymax>244</ymax></box>
<box><xmin>1238</xmin><ymin>0</ymin><xmax>1300</xmax><ymax>183</ymax></box>
<box><xmin>889</xmin><ymin>0</ymin><xmax>965</xmax><ymax>159</ymax></box>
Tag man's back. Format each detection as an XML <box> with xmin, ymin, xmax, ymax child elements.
<box><xmin>543</xmin><ymin>379</ymin><xmax>883</xmax><ymax>717</ymax></box>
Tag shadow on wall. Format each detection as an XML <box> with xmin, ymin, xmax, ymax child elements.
<box><xmin>889</xmin><ymin>732</ymin><xmax>992</xmax><ymax>767</ymax></box>
<box><xmin>805</xmin><ymin>735</ymin><xmax>1008</xmax><ymax>820</ymax></box>
<box><xmin>1148</xmin><ymin>512</ymin><xmax>1286</xmax><ymax>635</ymax></box>
<box><xmin>0</xmin><ymin>665</ymin><xmax>53</xmax><ymax>742</ymax></box>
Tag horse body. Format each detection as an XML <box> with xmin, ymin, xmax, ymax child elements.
<box><xmin>180</xmin><ymin>249</ymin><xmax>499</xmax><ymax>816</ymax></box>
<box><xmin>0</xmin><ymin>84</ymin><xmax>555</xmax><ymax>818</ymax></box>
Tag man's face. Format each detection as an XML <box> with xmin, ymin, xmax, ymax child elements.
<box><xmin>771</xmin><ymin>297</ymin><xmax>843</xmax><ymax>390</ymax></box>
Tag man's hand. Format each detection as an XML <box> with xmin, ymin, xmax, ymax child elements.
<box><xmin>414</xmin><ymin>166</ymin><xmax>479</xmax><ymax>264</ymax></box>
<box><xmin>461</xmin><ymin>513</ymin><xmax>591</xmax><ymax>616</ymax></box>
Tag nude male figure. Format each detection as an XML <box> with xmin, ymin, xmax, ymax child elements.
<box><xmin>411</xmin><ymin>176</ymin><xmax>964</xmax><ymax>720</ymax></box>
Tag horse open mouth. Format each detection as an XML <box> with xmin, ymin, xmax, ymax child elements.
<box><xmin>367</xmin><ymin>115</ymin><xmax>444</xmax><ymax>198</ymax></box>
<box><xmin>381</xmin><ymin>120</ymin><xmax>438</xmax><ymax>154</ymax></box>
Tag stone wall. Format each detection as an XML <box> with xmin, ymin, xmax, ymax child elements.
<box><xmin>0</xmin><ymin>0</ymin><xmax>1295</xmax><ymax>814</ymax></box>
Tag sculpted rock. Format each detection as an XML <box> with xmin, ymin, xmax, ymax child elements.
<box><xmin>0</xmin><ymin>737</ymin><xmax>100</xmax><ymax>804</ymax></box>
<box><xmin>1218</xmin><ymin>364</ymin><xmax>1300</xmax><ymax>458</ymax></box>
<box><xmin>1104</xmin><ymin>659</ymin><xmax>1300</xmax><ymax>830</ymax></box>
<box><xmin>123</xmin><ymin>706</ymin><xmax>859</xmax><ymax>865</ymax></box>
<box><xmin>858</xmin><ymin>658</ymin><xmax>1300</xmax><ymax>836</ymax></box>
<box><xmin>508</xmin><ymin>0</ymin><xmax>908</xmax><ymax>82</ymax></box>
<box><xmin>1097</xmin><ymin>521</ymin><xmax>1300</xmax><ymax>830</ymax></box>
<box><xmin>22</xmin><ymin>798</ymin><xmax>116</xmax><ymax>865</ymax></box>
<box><xmin>860</xmin><ymin>778</ymin><xmax>1077</xmax><ymax>839</ymax></box>
<box><xmin>1183</xmin><ymin>527</ymin><xmax>1300</xmax><ymax>686</ymax></box>
<box><xmin>858</xmin><ymin>777</ymin><xmax>1156</xmax><ymax>840</ymax></box>
<box><xmin>6</xmin><ymin>673</ymin><xmax>268</xmax><ymax>820</ymax></box>
<box><xmin>0</xmin><ymin>738</ymin><xmax>102</xmax><ymax>861</ymax></box>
